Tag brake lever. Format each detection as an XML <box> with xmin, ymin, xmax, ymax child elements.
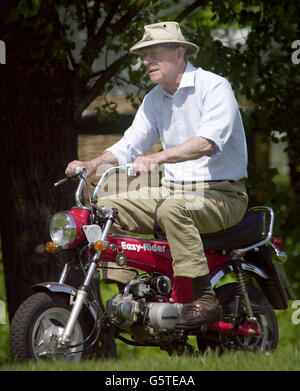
<box><xmin>54</xmin><ymin>165</ymin><xmax>87</xmax><ymax>187</ymax></box>
<box><xmin>54</xmin><ymin>177</ymin><xmax>68</xmax><ymax>187</ymax></box>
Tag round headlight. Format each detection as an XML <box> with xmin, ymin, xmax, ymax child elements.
<box><xmin>50</xmin><ymin>212</ymin><xmax>77</xmax><ymax>249</ymax></box>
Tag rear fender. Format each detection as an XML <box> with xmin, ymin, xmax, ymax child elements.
<box><xmin>32</xmin><ymin>282</ymin><xmax>98</xmax><ymax>320</ymax></box>
<box><xmin>211</xmin><ymin>262</ymin><xmax>269</xmax><ymax>288</ymax></box>
<box><xmin>211</xmin><ymin>256</ymin><xmax>291</xmax><ymax>310</ymax></box>
<box><xmin>244</xmin><ymin>246</ymin><xmax>295</xmax><ymax>309</ymax></box>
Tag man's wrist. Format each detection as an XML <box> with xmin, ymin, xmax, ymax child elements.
<box><xmin>89</xmin><ymin>152</ymin><xmax>119</xmax><ymax>175</ymax></box>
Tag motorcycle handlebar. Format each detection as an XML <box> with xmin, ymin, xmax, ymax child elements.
<box><xmin>54</xmin><ymin>164</ymin><xmax>136</xmax><ymax>208</ymax></box>
<box><xmin>91</xmin><ymin>164</ymin><xmax>136</xmax><ymax>202</ymax></box>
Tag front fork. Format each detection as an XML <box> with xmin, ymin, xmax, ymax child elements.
<box><xmin>58</xmin><ymin>215</ymin><xmax>114</xmax><ymax>347</ymax></box>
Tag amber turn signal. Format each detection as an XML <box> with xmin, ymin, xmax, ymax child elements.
<box><xmin>94</xmin><ymin>240</ymin><xmax>105</xmax><ymax>251</ymax></box>
<box><xmin>45</xmin><ymin>241</ymin><xmax>57</xmax><ymax>253</ymax></box>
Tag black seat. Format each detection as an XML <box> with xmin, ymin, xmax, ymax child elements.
<box><xmin>202</xmin><ymin>210</ymin><xmax>266</xmax><ymax>250</ymax></box>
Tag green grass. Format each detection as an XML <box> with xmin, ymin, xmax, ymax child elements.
<box><xmin>1</xmin><ymin>302</ymin><xmax>300</xmax><ymax>371</ymax></box>
<box><xmin>1</xmin><ymin>346</ymin><xmax>300</xmax><ymax>372</ymax></box>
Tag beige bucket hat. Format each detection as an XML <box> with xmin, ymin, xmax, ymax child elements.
<box><xmin>130</xmin><ymin>21</ymin><xmax>199</xmax><ymax>56</ymax></box>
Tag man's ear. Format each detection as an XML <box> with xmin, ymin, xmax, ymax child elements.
<box><xmin>176</xmin><ymin>47</ymin><xmax>186</xmax><ymax>61</ymax></box>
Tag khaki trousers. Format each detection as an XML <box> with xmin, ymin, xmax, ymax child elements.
<box><xmin>98</xmin><ymin>179</ymin><xmax>248</xmax><ymax>284</ymax></box>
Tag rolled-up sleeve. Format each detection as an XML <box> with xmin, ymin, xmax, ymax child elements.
<box><xmin>198</xmin><ymin>78</ymin><xmax>239</xmax><ymax>154</ymax></box>
<box><xmin>105</xmin><ymin>95</ymin><xmax>159</xmax><ymax>164</ymax></box>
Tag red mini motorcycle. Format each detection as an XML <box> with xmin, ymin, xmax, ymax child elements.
<box><xmin>10</xmin><ymin>165</ymin><xmax>295</xmax><ymax>361</ymax></box>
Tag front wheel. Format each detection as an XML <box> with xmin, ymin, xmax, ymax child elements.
<box><xmin>197</xmin><ymin>283</ymin><xmax>278</xmax><ymax>353</ymax></box>
<box><xmin>10</xmin><ymin>292</ymin><xmax>95</xmax><ymax>361</ymax></box>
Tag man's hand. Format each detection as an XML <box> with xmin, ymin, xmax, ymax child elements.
<box><xmin>65</xmin><ymin>152</ymin><xmax>119</xmax><ymax>178</ymax></box>
<box><xmin>65</xmin><ymin>160</ymin><xmax>96</xmax><ymax>177</ymax></box>
<box><xmin>132</xmin><ymin>155</ymin><xmax>160</xmax><ymax>172</ymax></box>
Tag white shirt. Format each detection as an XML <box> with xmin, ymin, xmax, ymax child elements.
<box><xmin>106</xmin><ymin>62</ymin><xmax>248</xmax><ymax>182</ymax></box>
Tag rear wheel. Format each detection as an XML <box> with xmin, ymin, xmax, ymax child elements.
<box><xmin>10</xmin><ymin>292</ymin><xmax>95</xmax><ymax>361</ymax></box>
<box><xmin>197</xmin><ymin>283</ymin><xmax>278</xmax><ymax>353</ymax></box>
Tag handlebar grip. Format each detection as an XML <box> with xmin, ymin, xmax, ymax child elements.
<box><xmin>74</xmin><ymin>165</ymin><xmax>87</xmax><ymax>176</ymax></box>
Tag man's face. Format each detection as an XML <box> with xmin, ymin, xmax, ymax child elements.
<box><xmin>139</xmin><ymin>45</ymin><xmax>185</xmax><ymax>89</ymax></box>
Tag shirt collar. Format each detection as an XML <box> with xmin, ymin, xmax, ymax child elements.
<box><xmin>178</xmin><ymin>61</ymin><xmax>197</xmax><ymax>89</ymax></box>
<box><xmin>161</xmin><ymin>61</ymin><xmax>197</xmax><ymax>96</ymax></box>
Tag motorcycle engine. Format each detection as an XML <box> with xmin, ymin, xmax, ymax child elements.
<box><xmin>106</xmin><ymin>293</ymin><xmax>140</xmax><ymax>328</ymax></box>
<box><xmin>106</xmin><ymin>275</ymin><xmax>185</xmax><ymax>335</ymax></box>
<box><xmin>147</xmin><ymin>302</ymin><xmax>184</xmax><ymax>330</ymax></box>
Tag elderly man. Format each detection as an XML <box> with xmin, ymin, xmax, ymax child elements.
<box><xmin>66</xmin><ymin>21</ymin><xmax>248</xmax><ymax>329</ymax></box>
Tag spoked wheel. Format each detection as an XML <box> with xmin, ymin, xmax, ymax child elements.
<box><xmin>197</xmin><ymin>283</ymin><xmax>278</xmax><ymax>353</ymax></box>
<box><xmin>10</xmin><ymin>292</ymin><xmax>95</xmax><ymax>361</ymax></box>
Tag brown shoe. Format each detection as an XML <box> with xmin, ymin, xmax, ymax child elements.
<box><xmin>175</xmin><ymin>300</ymin><xmax>222</xmax><ymax>330</ymax></box>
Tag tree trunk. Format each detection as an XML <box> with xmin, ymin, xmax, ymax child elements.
<box><xmin>288</xmin><ymin>154</ymin><xmax>300</xmax><ymax>194</ymax></box>
<box><xmin>0</xmin><ymin>62</ymin><xmax>76</xmax><ymax>319</ymax></box>
<box><xmin>0</xmin><ymin>60</ymin><xmax>117</xmax><ymax>357</ymax></box>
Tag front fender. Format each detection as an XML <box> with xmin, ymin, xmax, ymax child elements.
<box><xmin>32</xmin><ymin>282</ymin><xmax>98</xmax><ymax>320</ymax></box>
<box><xmin>32</xmin><ymin>282</ymin><xmax>77</xmax><ymax>297</ymax></box>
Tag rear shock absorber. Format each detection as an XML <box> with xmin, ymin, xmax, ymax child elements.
<box><xmin>232</xmin><ymin>257</ymin><xmax>257</xmax><ymax>325</ymax></box>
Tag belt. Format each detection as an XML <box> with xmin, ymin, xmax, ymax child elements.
<box><xmin>168</xmin><ymin>179</ymin><xmax>235</xmax><ymax>184</ymax></box>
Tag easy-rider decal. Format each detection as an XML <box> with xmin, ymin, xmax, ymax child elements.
<box><xmin>121</xmin><ymin>241</ymin><xmax>167</xmax><ymax>253</ymax></box>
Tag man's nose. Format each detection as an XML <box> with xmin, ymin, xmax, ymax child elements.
<box><xmin>143</xmin><ymin>56</ymin><xmax>151</xmax><ymax>66</ymax></box>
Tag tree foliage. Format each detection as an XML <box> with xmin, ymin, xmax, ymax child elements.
<box><xmin>2</xmin><ymin>1</ymin><xmax>299</xmax><ymax>158</ymax></box>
